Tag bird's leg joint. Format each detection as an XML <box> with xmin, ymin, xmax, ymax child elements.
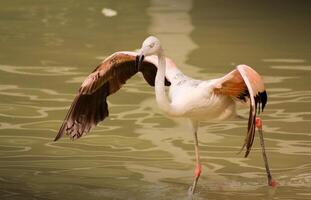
<box><xmin>194</xmin><ymin>164</ymin><xmax>202</xmax><ymax>178</ymax></box>
<box><xmin>256</xmin><ymin>117</ymin><xmax>262</xmax><ymax>128</ymax></box>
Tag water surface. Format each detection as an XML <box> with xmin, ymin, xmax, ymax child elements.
<box><xmin>1</xmin><ymin>0</ymin><xmax>311</xmax><ymax>199</ymax></box>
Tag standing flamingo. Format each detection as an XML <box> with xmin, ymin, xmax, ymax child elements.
<box><xmin>54</xmin><ymin>36</ymin><xmax>275</xmax><ymax>194</ymax></box>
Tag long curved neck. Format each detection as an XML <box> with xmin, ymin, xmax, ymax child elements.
<box><xmin>155</xmin><ymin>49</ymin><xmax>172</xmax><ymax>114</ymax></box>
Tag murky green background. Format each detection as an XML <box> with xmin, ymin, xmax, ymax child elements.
<box><xmin>1</xmin><ymin>0</ymin><xmax>311</xmax><ymax>199</ymax></box>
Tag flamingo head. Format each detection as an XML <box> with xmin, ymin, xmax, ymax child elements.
<box><xmin>136</xmin><ymin>36</ymin><xmax>162</xmax><ymax>69</ymax></box>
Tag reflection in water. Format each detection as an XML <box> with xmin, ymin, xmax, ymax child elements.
<box><xmin>0</xmin><ymin>0</ymin><xmax>311</xmax><ymax>200</ymax></box>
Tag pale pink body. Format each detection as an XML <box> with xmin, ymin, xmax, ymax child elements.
<box><xmin>119</xmin><ymin>51</ymin><xmax>246</xmax><ymax>121</ymax></box>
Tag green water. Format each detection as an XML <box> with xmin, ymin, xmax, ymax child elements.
<box><xmin>1</xmin><ymin>0</ymin><xmax>311</xmax><ymax>199</ymax></box>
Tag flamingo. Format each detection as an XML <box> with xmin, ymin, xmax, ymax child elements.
<box><xmin>54</xmin><ymin>36</ymin><xmax>276</xmax><ymax>194</ymax></box>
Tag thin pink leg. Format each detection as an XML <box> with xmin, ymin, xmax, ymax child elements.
<box><xmin>256</xmin><ymin>117</ymin><xmax>277</xmax><ymax>187</ymax></box>
<box><xmin>189</xmin><ymin>124</ymin><xmax>202</xmax><ymax>194</ymax></box>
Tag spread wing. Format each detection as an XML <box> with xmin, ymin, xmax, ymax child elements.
<box><xmin>213</xmin><ymin>64</ymin><xmax>268</xmax><ymax>157</ymax></box>
<box><xmin>54</xmin><ymin>51</ymin><xmax>171</xmax><ymax>141</ymax></box>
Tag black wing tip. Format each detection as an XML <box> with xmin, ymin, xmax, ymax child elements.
<box><xmin>165</xmin><ymin>78</ymin><xmax>171</xmax><ymax>86</ymax></box>
<box><xmin>260</xmin><ymin>90</ymin><xmax>268</xmax><ymax>111</ymax></box>
<box><xmin>53</xmin><ymin>121</ymin><xmax>91</xmax><ymax>142</ymax></box>
<box><xmin>243</xmin><ymin>132</ymin><xmax>255</xmax><ymax>157</ymax></box>
<box><xmin>255</xmin><ymin>90</ymin><xmax>268</xmax><ymax>113</ymax></box>
<box><xmin>53</xmin><ymin>137</ymin><xmax>59</xmax><ymax>142</ymax></box>
<box><xmin>139</xmin><ymin>62</ymin><xmax>171</xmax><ymax>87</ymax></box>
<box><xmin>53</xmin><ymin>134</ymin><xmax>61</xmax><ymax>142</ymax></box>
<box><xmin>53</xmin><ymin>121</ymin><xmax>67</xmax><ymax>141</ymax></box>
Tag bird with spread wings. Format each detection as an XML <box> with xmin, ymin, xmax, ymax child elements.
<box><xmin>54</xmin><ymin>36</ymin><xmax>276</xmax><ymax>194</ymax></box>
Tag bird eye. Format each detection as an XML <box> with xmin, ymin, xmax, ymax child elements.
<box><xmin>149</xmin><ymin>43</ymin><xmax>155</xmax><ymax>48</ymax></box>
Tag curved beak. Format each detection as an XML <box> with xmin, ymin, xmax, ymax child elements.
<box><xmin>135</xmin><ymin>51</ymin><xmax>145</xmax><ymax>71</ymax></box>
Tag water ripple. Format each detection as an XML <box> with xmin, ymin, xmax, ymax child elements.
<box><xmin>0</xmin><ymin>64</ymin><xmax>81</xmax><ymax>76</ymax></box>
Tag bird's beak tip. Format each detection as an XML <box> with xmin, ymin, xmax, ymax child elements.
<box><xmin>136</xmin><ymin>53</ymin><xmax>145</xmax><ymax>71</ymax></box>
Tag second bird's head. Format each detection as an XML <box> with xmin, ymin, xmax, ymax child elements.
<box><xmin>136</xmin><ymin>36</ymin><xmax>162</xmax><ymax>69</ymax></box>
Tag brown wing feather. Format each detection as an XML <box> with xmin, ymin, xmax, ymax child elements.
<box><xmin>140</xmin><ymin>62</ymin><xmax>171</xmax><ymax>86</ymax></box>
<box><xmin>54</xmin><ymin>52</ymin><xmax>171</xmax><ymax>141</ymax></box>
<box><xmin>54</xmin><ymin>83</ymin><xmax>109</xmax><ymax>141</ymax></box>
<box><xmin>214</xmin><ymin>64</ymin><xmax>268</xmax><ymax>157</ymax></box>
